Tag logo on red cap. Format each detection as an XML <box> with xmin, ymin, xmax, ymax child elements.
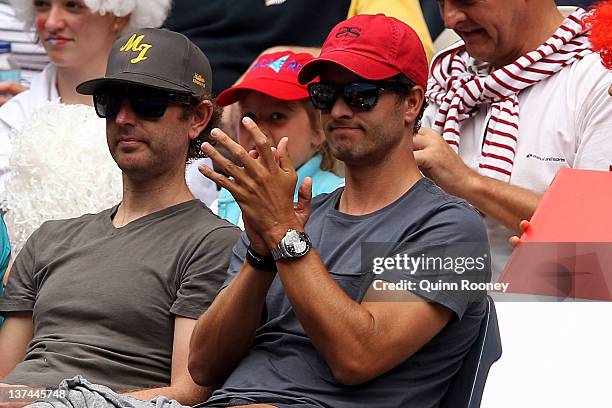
<box><xmin>336</xmin><ymin>27</ymin><xmax>362</xmax><ymax>39</ymax></box>
<box><xmin>267</xmin><ymin>55</ymin><xmax>290</xmax><ymax>73</ymax></box>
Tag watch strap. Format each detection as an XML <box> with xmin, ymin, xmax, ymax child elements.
<box><xmin>246</xmin><ymin>245</ymin><xmax>277</xmax><ymax>272</ymax></box>
<box><xmin>271</xmin><ymin>245</ymin><xmax>287</xmax><ymax>262</ymax></box>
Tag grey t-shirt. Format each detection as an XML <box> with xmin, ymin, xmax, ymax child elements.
<box><xmin>204</xmin><ymin>178</ymin><xmax>490</xmax><ymax>408</ymax></box>
<box><xmin>0</xmin><ymin>200</ymin><xmax>240</xmax><ymax>391</ymax></box>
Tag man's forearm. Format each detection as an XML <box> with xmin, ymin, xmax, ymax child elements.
<box><xmin>121</xmin><ymin>383</ymin><xmax>213</xmax><ymax>406</ymax></box>
<box><xmin>271</xmin><ymin>251</ymin><xmax>380</xmax><ymax>381</ymax></box>
<box><xmin>460</xmin><ymin>172</ymin><xmax>541</xmax><ymax>233</ymax></box>
<box><xmin>188</xmin><ymin>263</ymin><xmax>275</xmax><ymax>386</ymax></box>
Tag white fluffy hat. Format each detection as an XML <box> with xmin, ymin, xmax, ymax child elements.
<box><xmin>10</xmin><ymin>0</ymin><xmax>172</xmax><ymax>33</ymax></box>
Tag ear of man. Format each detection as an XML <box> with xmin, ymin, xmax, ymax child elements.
<box><xmin>188</xmin><ymin>100</ymin><xmax>214</xmax><ymax>141</ymax></box>
<box><xmin>402</xmin><ymin>85</ymin><xmax>425</xmax><ymax>134</ymax></box>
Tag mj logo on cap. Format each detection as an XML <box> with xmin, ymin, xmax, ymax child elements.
<box><xmin>119</xmin><ymin>34</ymin><xmax>153</xmax><ymax>64</ymax></box>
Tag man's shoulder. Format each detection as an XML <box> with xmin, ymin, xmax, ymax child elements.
<box><xmin>307</xmin><ymin>179</ymin><xmax>485</xmax><ymax>241</ymax></box>
<box><xmin>310</xmin><ymin>187</ymin><xmax>343</xmax><ymax>212</ymax></box>
<box><xmin>405</xmin><ymin>179</ymin><xmax>487</xmax><ymax>241</ymax></box>
<box><xmin>168</xmin><ymin>199</ymin><xmax>240</xmax><ymax>233</ymax></box>
<box><xmin>39</xmin><ymin>209</ymin><xmax>109</xmax><ymax>229</ymax></box>
<box><xmin>565</xmin><ymin>51</ymin><xmax>608</xmax><ymax>78</ymax></box>
<box><xmin>531</xmin><ymin>51</ymin><xmax>609</xmax><ymax>97</ymax></box>
<box><xmin>401</xmin><ymin>178</ymin><xmax>480</xmax><ymax>217</ymax></box>
<box><xmin>161</xmin><ymin>200</ymin><xmax>241</xmax><ymax>251</ymax></box>
<box><xmin>26</xmin><ymin>209</ymin><xmax>111</xmax><ymax>249</ymax></box>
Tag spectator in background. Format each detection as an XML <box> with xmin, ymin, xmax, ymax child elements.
<box><xmin>422</xmin><ymin>1</ymin><xmax>596</xmax><ymax>52</ymax></box>
<box><xmin>416</xmin><ymin>0</ymin><xmax>612</xmax><ymax>279</ymax></box>
<box><xmin>0</xmin><ymin>0</ymin><xmax>170</xmax><ymax>255</ymax></box>
<box><xmin>199</xmin><ymin>50</ymin><xmax>344</xmax><ymax>228</ymax></box>
<box><xmin>557</xmin><ymin>0</ymin><xmax>595</xmax><ymax>8</ymax></box>
<box><xmin>0</xmin><ymin>28</ymin><xmax>239</xmax><ymax>404</ymax></box>
<box><xmin>420</xmin><ymin>0</ymin><xmax>445</xmax><ymax>40</ymax></box>
<box><xmin>0</xmin><ymin>0</ymin><xmax>49</xmax><ymax>97</ymax></box>
<box><xmin>164</xmin><ymin>0</ymin><xmax>434</xmax><ymax>95</ymax></box>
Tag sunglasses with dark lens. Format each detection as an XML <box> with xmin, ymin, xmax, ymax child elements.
<box><xmin>308</xmin><ymin>81</ymin><xmax>407</xmax><ymax>111</ymax></box>
<box><xmin>93</xmin><ymin>86</ymin><xmax>193</xmax><ymax>119</ymax></box>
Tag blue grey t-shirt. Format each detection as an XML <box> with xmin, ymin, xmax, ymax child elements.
<box><xmin>204</xmin><ymin>178</ymin><xmax>491</xmax><ymax>408</ymax></box>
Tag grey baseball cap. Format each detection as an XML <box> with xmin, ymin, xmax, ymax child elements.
<box><xmin>77</xmin><ymin>28</ymin><xmax>212</xmax><ymax>97</ymax></box>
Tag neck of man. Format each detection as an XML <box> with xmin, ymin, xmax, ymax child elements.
<box><xmin>113</xmin><ymin>165</ymin><xmax>194</xmax><ymax>228</ymax></box>
<box><xmin>338</xmin><ymin>133</ymin><xmax>422</xmax><ymax>216</ymax></box>
<box><xmin>55</xmin><ymin>45</ymin><xmax>112</xmax><ymax>106</ymax></box>
<box><xmin>492</xmin><ymin>4</ymin><xmax>565</xmax><ymax>69</ymax></box>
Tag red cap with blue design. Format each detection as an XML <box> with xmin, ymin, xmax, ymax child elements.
<box><xmin>216</xmin><ymin>51</ymin><xmax>315</xmax><ymax>106</ymax></box>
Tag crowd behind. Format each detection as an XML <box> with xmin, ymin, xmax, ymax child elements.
<box><xmin>0</xmin><ymin>0</ymin><xmax>608</xmax><ymax>407</ymax></box>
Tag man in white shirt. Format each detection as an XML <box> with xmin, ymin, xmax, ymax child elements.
<box><xmin>417</xmin><ymin>0</ymin><xmax>612</xmax><ymax>278</ymax></box>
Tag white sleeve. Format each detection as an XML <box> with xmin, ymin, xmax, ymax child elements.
<box><xmin>421</xmin><ymin>99</ymin><xmax>438</xmax><ymax>129</ymax></box>
<box><xmin>571</xmin><ymin>55</ymin><xmax>612</xmax><ymax>170</ymax></box>
<box><xmin>185</xmin><ymin>157</ymin><xmax>218</xmax><ymax>206</ymax></box>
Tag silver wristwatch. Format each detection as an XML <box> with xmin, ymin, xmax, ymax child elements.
<box><xmin>271</xmin><ymin>229</ymin><xmax>312</xmax><ymax>261</ymax></box>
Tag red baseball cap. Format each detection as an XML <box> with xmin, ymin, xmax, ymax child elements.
<box><xmin>216</xmin><ymin>51</ymin><xmax>315</xmax><ymax>106</ymax></box>
<box><xmin>298</xmin><ymin>14</ymin><xmax>428</xmax><ymax>89</ymax></box>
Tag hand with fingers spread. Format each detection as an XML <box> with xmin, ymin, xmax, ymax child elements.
<box><xmin>413</xmin><ymin>127</ymin><xmax>477</xmax><ymax>197</ymax></box>
<box><xmin>199</xmin><ymin>116</ymin><xmax>309</xmax><ymax>250</ymax></box>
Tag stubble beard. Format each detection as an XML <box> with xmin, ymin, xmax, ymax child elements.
<box><xmin>327</xmin><ymin>122</ymin><xmax>404</xmax><ymax>168</ymax></box>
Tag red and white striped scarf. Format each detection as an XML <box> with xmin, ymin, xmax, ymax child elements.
<box><xmin>426</xmin><ymin>9</ymin><xmax>592</xmax><ymax>182</ymax></box>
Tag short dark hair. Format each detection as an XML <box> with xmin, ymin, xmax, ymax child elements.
<box><xmin>387</xmin><ymin>74</ymin><xmax>428</xmax><ymax>134</ymax></box>
<box><xmin>180</xmin><ymin>96</ymin><xmax>222</xmax><ymax>162</ymax></box>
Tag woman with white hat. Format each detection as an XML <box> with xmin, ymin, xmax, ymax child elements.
<box><xmin>0</xmin><ymin>0</ymin><xmax>171</xmax><ymax>253</ymax></box>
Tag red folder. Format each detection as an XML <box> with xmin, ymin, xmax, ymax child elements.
<box><xmin>498</xmin><ymin>168</ymin><xmax>612</xmax><ymax>300</ymax></box>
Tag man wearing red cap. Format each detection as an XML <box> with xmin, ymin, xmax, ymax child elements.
<box><xmin>190</xmin><ymin>15</ymin><xmax>490</xmax><ymax>408</ymax></box>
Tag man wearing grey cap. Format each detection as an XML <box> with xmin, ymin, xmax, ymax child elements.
<box><xmin>0</xmin><ymin>28</ymin><xmax>239</xmax><ymax>405</ymax></box>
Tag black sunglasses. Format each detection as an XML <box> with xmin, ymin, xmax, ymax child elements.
<box><xmin>307</xmin><ymin>80</ymin><xmax>408</xmax><ymax>111</ymax></box>
<box><xmin>93</xmin><ymin>86</ymin><xmax>193</xmax><ymax>119</ymax></box>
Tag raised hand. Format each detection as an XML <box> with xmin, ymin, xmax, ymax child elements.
<box><xmin>199</xmin><ymin>117</ymin><xmax>304</xmax><ymax>251</ymax></box>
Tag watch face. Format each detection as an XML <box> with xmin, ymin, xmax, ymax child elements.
<box><xmin>285</xmin><ymin>231</ymin><xmax>309</xmax><ymax>256</ymax></box>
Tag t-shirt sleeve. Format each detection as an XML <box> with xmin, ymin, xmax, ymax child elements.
<box><xmin>371</xmin><ymin>202</ymin><xmax>490</xmax><ymax>321</ymax></box>
<box><xmin>571</xmin><ymin>56</ymin><xmax>612</xmax><ymax>171</ymax></box>
<box><xmin>220</xmin><ymin>231</ymin><xmax>250</xmax><ymax>290</ymax></box>
<box><xmin>170</xmin><ymin>225</ymin><xmax>241</xmax><ymax>319</ymax></box>
<box><xmin>0</xmin><ymin>227</ymin><xmax>38</xmax><ymax>314</ymax></box>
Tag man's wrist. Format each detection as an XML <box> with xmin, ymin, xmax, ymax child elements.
<box><xmin>263</xmin><ymin>220</ymin><xmax>304</xmax><ymax>250</ymax></box>
<box><xmin>461</xmin><ymin>170</ymin><xmax>485</xmax><ymax>202</ymax></box>
<box><xmin>245</xmin><ymin>245</ymin><xmax>277</xmax><ymax>273</ymax></box>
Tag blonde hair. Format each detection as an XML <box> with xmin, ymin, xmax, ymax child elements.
<box><xmin>10</xmin><ymin>0</ymin><xmax>172</xmax><ymax>34</ymax></box>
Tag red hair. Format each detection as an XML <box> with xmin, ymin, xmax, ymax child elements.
<box><xmin>587</xmin><ymin>1</ymin><xmax>612</xmax><ymax>70</ymax></box>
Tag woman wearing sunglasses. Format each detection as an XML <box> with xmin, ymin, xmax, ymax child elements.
<box><xmin>207</xmin><ymin>51</ymin><xmax>344</xmax><ymax>228</ymax></box>
<box><xmin>0</xmin><ymin>0</ymin><xmax>170</xmax><ymax>253</ymax></box>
